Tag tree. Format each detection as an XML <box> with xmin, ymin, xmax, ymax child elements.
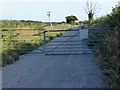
<box><xmin>84</xmin><ymin>1</ymin><xmax>100</xmax><ymax>23</ymax></box>
<box><xmin>65</xmin><ymin>15</ymin><xmax>78</xmax><ymax>25</ymax></box>
<box><xmin>78</xmin><ymin>21</ymin><xmax>84</xmax><ymax>25</ymax></box>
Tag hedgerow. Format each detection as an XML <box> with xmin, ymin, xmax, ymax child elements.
<box><xmin>90</xmin><ymin>6</ymin><xmax>120</xmax><ymax>88</ymax></box>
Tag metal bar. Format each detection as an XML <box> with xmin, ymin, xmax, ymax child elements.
<box><xmin>35</xmin><ymin>24</ymin><xmax>50</xmax><ymax>35</ymax></box>
<box><xmin>46</xmin><ymin>47</ymin><xmax>82</xmax><ymax>49</ymax></box>
<box><xmin>88</xmin><ymin>34</ymin><xmax>98</xmax><ymax>38</ymax></box>
<box><xmin>89</xmin><ymin>34</ymin><xmax>104</xmax><ymax>36</ymax></box>
<box><xmin>5</xmin><ymin>31</ymin><xmax>6</xmax><ymax>47</ymax></box>
<box><xmin>88</xmin><ymin>43</ymin><xmax>98</xmax><ymax>45</ymax></box>
<box><xmin>4</xmin><ymin>43</ymin><xmax>43</xmax><ymax>45</ymax></box>
<box><xmin>93</xmin><ymin>34</ymin><xmax>104</xmax><ymax>35</ymax></box>
<box><xmin>48</xmin><ymin>29</ymin><xmax>79</xmax><ymax>32</ymax></box>
<box><xmin>2</xmin><ymin>39</ymin><xmax>43</xmax><ymax>41</ymax></box>
<box><xmin>46</xmin><ymin>52</ymin><xmax>93</xmax><ymax>55</ymax></box>
<box><xmin>0</xmin><ymin>27</ymin><xmax>112</xmax><ymax>31</ymax></box>
<box><xmin>46</xmin><ymin>35</ymin><xmax>80</xmax><ymax>37</ymax></box>
<box><xmin>11</xmin><ymin>49</ymin><xmax>36</xmax><ymax>51</ymax></box>
<box><xmin>88</xmin><ymin>27</ymin><xmax>113</xmax><ymax>30</ymax></box>
<box><xmin>11</xmin><ymin>48</ymin><xmax>43</xmax><ymax>51</ymax></box>
<box><xmin>7</xmin><ymin>30</ymin><xmax>28</xmax><ymax>43</ymax></box>
<box><xmin>17</xmin><ymin>52</ymin><xmax>43</xmax><ymax>54</ymax></box>
<box><xmin>1</xmin><ymin>34</ymin><xmax>44</xmax><ymax>36</ymax></box>
<box><xmin>46</xmin><ymin>44</ymin><xmax>82</xmax><ymax>46</ymax></box>
<box><xmin>3</xmin><ymin>46</ymin><xmax>41</xmax><ymax>48</ymax></box>
<box><xmin>88</xmin><ymin>40</ymin><xmax>102</xmax><ymax>42</ymax></box>
<box><xmin>46</xmin><ymin>50</ymin><xmax>90</xmax><ymax>52</ymax></box>
<box><xmin>1</xmin><ymin>39</ymin><xmax>44</xmax><ymax>41</ymax></box>
<box><xmin>38</xmin><ymin>24</ymin><xmax>50</xmax><ymax>29</ymax></box>
<box><xmin>49</xmin><ymin>40</ymin><xmax>83</xmax><ymax>42</ymax></box>
<box><xmin>0</xmin><ymin>29</ymin><xmax>44</xmax><ymax>31</ymax></box>
<box><xmin>43</xmin><ymin>31</ymin><xmax>46</xmax><ymax>54</ymax></box>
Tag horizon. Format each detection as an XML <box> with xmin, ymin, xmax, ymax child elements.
<box><xmin>0</xmin><ymin>1</ymin><xmax>119</xmax><ymax>22</ymax></box>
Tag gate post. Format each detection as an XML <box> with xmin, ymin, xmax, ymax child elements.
<box><xmin>43</xmin><ymin>31</ymin><xmax>46</xmax><ymax>55</ymax></box>
<box><xmin>79</xmin><ymin>29</ymin><xmax>88</xmax><ymax>54</ymax></box>
<box><xmin>5</xmin><ymin>31</ymin><xmax>6</xmax><ymax>48</ymax></box>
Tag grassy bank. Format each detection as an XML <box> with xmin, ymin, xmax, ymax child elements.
<box><xmin>85</xmin><ymin>6</ymin><xmax>120</xmax><ymax>88</ymax></box>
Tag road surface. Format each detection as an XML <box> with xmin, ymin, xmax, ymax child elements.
<box><xmin>2</xmin><ymin>27</ymin><xmax>105</xmax><ymax>88</ymax></box>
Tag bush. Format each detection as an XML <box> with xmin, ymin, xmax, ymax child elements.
<box><xmin>90</xmin><ymin>6</ymin><xmax>120</xmax><ymax>88</ymax></box>
<box><xmin>65</xmin><ymin>15</ymin><xmax>78</xmax><ymax>24</ymax></box>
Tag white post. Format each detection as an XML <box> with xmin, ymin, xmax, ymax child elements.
<box><xmin>51</xmin><ymin>23</ymin><xmax>53</xmax><ymax>30</ymax></box>
<box><xmin>47</xmin><ymin>12</ymin><xmax>53</xmax><ymax>30</ymax></box>
<box><xmin>79</xmin><ymin>29</ymin><xmax>88</xmax><ymax>39</ymax></box>
<box><xmin>36</xmin><ymin>29</ymin><xmax>38</xmax><ymax>34</ymax></box>
<box><xmin>79</xmin><ymin>29</ymin><xmax>88</xmax><ymax>53</ymax></box>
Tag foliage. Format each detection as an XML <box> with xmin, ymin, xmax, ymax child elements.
<box><xmin>76</xmin><ymin>21</ymin><xmax>83</xmax><ymax>25</ymax></box>
<box><xmin>61</xmin><ymin>21</ymin><xmax>66</xmax><ymax>24</ymax></box>
<box><xmin>88</xmin><ymin>6</ymin><xmax>120</xmax><ymax>88</ymax></box>
<box><xmin>0</xmin><ymin>20</ymin><xmax>46</xmax><ymax>29</ymax></box>
<box><xmin>92</xmin><ymin>6</ymin><xmax>120</xmax><ymax>27</ymax></box>
<box><xmin>65</xmin><ymin>15</ymin><xmax>78</xmax><ymax>25</ymax></box>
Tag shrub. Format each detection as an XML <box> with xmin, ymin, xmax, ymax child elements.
<box><xmin>90</xmin><ymin>6</ymin><xmax>120</xmax><ymax>88</ymax></box>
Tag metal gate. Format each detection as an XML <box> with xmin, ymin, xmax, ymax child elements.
<box><xmin>43</xmin><ymin>27</ymin><xmax>112</xmax><ymax>55</ymax></box>
<box><xmin>44</xmin><ymin>29</ymin><xmax>92</xmax><ymax>55</ymax></box>
<box><xmin>1</xmin><ymin>26</ymin><xmax>112</xmax><ymax>55</ymax></box>
<box><xmin>1</xmin><ymin>25</ymin><xmax>50</xmax><ymax>54</ymax></box>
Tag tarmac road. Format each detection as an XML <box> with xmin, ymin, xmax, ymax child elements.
<box><xmin>2</xmin><ymin>27</ymin><xmax>105</xmax><ymax>88</ymax></box>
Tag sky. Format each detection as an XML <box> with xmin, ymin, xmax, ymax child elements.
<box><xmin>0</xmin><ymin>0</ymin><xmax>119</xmax><ymax>22</ymax></box>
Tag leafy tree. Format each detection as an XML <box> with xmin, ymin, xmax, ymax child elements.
<box><xmin>65</xmin><ymin>15</ymin><xmax>78</xmax><ymax>25</ymax></box>
<box><xmin>61</xmin><ymin>21</ymin><xmax>66</xmax><ymax>24</ymax></box>
<box><xmin>83</xmin><ymin>20</ymin><xmax>89</xmax><ymax>24</ymax></box>
<box><xmin>79</xmin><ymin>21</ymin><xmax>85</xmax><ymax>25</ymax></box>
<box><xmin>92</xmin><ymin>6</ymin><xmax>120</xmax><ymax>27</ymax></box>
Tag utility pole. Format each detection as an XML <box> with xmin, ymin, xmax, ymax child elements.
<box><xmin>47</xmin><ymin>12</ymin><xmax>51</xmax><ymax>23</ymax></box>
<box><xmin>47</xmin><ymin>12</ymin><xmax>53</xmax><ymax>30</ymax></box>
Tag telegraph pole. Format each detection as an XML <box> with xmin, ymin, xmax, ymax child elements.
<box><xmin>47</xmin><ymin>12</ymin><xmax>51</xmax><ymax>23</ymax></box>
<box><xmin>47</xmin><ymin>12</ymin><xmax>53</xmax><ymax>30</ymax></box>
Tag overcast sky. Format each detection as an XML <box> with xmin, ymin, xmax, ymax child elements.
<box><xmin>0</xmin><ymin>0</ymin><xmax>119</xmax><ymax>22</ymax></box>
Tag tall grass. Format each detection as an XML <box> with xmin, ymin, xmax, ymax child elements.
<box><xmin>87</xmin><ymin>6</ymin><xmax>120</xmax><ymax>88</ymax></box>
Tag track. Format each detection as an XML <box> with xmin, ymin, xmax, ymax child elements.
<box><xmin>2</xmin><ymin>27</ymin><xmax>105</xmax><ymax>88</ymax></box>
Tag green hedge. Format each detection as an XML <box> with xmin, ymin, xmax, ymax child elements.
<box><xmin>90</xmin><ymin>6</ymin><xmax>120</xmax><ymax>88</ymax></box>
